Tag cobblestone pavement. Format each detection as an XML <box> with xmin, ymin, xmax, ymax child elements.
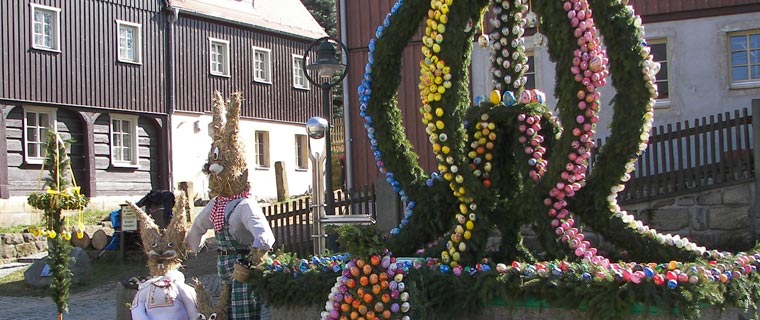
<box><xmin>0</xmin><ymin>274</ymin><xmax>220</xmax><ymax>320</ymax></box>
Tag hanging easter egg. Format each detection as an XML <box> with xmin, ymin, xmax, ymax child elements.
<box><xmin>464</xmin><ymin>18</ymin><xmax>474</xmax><ymax>32</ymax></box>
<box><xmin>502</xmin><ymin>91</ymin><xmax>516</xmax><ymax>106</ymax></box>
<box><xmin>489</xmin><ymin>90</ymin><xmax>501</xmax><ymax>104</ymax></box>
<box><xmin>477</xmin><ymin>34</ymin><xmax>490</xmax><ymax>48</ymax></box>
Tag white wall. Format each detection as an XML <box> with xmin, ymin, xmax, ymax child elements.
<box><xmin>472</xmin><ymin>12</ymin><xmax>760</xmax><ymax>140</ymax></box>
<box><xmin>171</xmin><ymin>113</ymin><xmax>314</xmax><ymax>201</ymax></box>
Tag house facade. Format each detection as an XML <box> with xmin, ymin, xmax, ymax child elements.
<box><xmin>0</xmin><ymin>0</ymin><xmax>326</xmax><ymax>225</ymax></box>
<box><xmin>340</xmin><ymin>0</ymin><xmax>760</xmax><ymax>188</ymax></box>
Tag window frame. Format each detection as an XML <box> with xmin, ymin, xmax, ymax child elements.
<box><xmin>728</xmin><ymin>30</ymin><xmax>760</xmax><ymax>89</ymax></box>
<box><xmin>209</xmin><ymin>37</ymin><xmax>231</xmax><ymax>77</ymax></box>
<box><xmin>110</xmin><ymin>114</ymin><xmax>140</xmax><ymax>168</ymax></box>
<box><xmin>23</xmin><ymin>106</ymin><xmax>58</xmax><ymax>165</ymax></box>
<box><xmin>292</xmin><ymin>54</ymin><xmax>310</xmax><ymax>90</ymax></box>
<box><xmin>30</xmin><ymin>3</ymin><xmax>61</xmax><ymax>52</ymax></box>
<box><xmin>253</xmin><ymin>46</ymin><xmax>273</xmax><ymax>84</ymax></box>
<box><xmin>254</xmin><ymin>130</ymin><xmax>270</xmax><ymax>169</ymax></box>
<box><xmin>648</xmin><ymin>39</ymin><xmax>671</xmax><ymax>108</ymax></box>
<box><xmin>116</xmin><ymin>20</ymin><xmax>142</xmax><ymax>64</ymax></box>
<box><xmin>295</xmin><ymin>134</ymin><xmax>309</xmax><ymax>170</ymax></box>
<box><xmin>524</xmin><ymin>51</ymin><xmax>536</xmax><ymax>91</ymax></box>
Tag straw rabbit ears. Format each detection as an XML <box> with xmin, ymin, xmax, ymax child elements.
<box><xmin>125</xmin><ymin>191</ymin><xmax>190</xmax><ymax>275</ymax></box>
<box><xmin>205</xmin><ymin>91</ymin><xmax>249</xmax><ymax>197</ymax></box>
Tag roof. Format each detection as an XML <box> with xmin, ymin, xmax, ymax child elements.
<box><xmin>168</xmin><ymin>0</ymin><xmax>328</xmax><ymax>40</ymax></box>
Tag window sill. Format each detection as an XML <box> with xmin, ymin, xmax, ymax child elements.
<box><xmin>255</xmin><ymin>166</ymin><xmax>270</xmax><ymax>171</ymax></box>
<box><xmin>117</xmin><ymin>59</ymin><xmax>142</xmax><ymax>65</ymax></box>
<box><xmin>31</xmin><ymin>46</ymin><xmax>61</xmax><ymax>53</ymax></box>
<box><xmin>730</xmin><ymin>81</ymin><xmax>760</xmax><ymax>90</ymax></box>
<box><xmin>293</xmin><ymin>85</ymin><xmax>310</xmax><ymax>91</ymax></box>
<box><xmin>24</xmin><ymin>158</ymin><xmax>45</xmax><ymax>166</ymax></box>
<box><xmin>653</xmin><ymin>99</ymin><xmax>671</xmax><ymax>109</ymax></box>
<box><xmin>210</xmin><ymin>72</ymin><xmax>231</xmax><ymax>78</ymax></box>
<box><xmin>254</xmin><ymin>79</ymin><xmax>272</xmax><ymax>85</ymax></box>
<box><xmin>110</xmin><ymin>162</ymin><xmax>140</xmax><ymax>169</ymax></box>
<box><xmin>295</xmin><ymin>168</ymin><xmax>308</xmax><ymax>172</ymax></box>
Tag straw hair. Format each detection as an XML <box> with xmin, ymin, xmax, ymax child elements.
<box><xmin>194</xmin><ymin>278</ymin><xmax>231</xmax><ymax>319</ymax></box>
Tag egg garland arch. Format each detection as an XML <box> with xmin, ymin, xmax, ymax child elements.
<box><xmin>357</xmin><ymin>0</ymin><xmax>760</xmax><ymax>300</ymax></box>
<box><xmin>265</xmin><ymin>0</ymin><xmax>760</xmax><ymax>318</ymax></box>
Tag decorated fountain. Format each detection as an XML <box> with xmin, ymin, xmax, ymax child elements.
<box><xmin>250</xmin><ymin>0</ymin><xmax>760</xmax><ymax>319</ymax></box>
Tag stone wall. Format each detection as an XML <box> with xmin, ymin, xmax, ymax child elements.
<box><xmin>0</xmin><ymin>233</ymin><xmax>47</xmax><ymax>264</ymax></box>
<box><xmin>622</xmin><ymin>183</ymin><xmax>755</xmax><ymax>251</ymax></box>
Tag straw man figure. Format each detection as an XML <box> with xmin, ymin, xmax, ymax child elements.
<box><xmin>186</xmin><ymin>91</ymin><xmax>275</xmax><ymax>320</ymax></box>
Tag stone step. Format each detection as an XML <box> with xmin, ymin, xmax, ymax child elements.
<box><xmin>16</xmin><ymin>251</ymin><xmax>48</xmax><ymax>263</ymax></box>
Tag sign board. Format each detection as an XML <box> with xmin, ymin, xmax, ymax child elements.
<box><xmin>120</xmin><ymin>204</ymin><xmax>138</xmax><ymax>232</ymax></box>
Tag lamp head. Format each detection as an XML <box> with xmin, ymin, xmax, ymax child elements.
<box><xmin>306</xmin><ymin>40</ymin><xmax>346</xmax><ymax>79</ymax></box>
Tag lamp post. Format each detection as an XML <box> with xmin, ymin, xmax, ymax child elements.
<box><xmin>303</xmin><ymin>37</ymin><xmax>349</xmax><ymax>219</ymax></box>
<box><xmin>306</xmin><ymin>117</ymin><xmax>328</xmax><ymax>254</ymax></box>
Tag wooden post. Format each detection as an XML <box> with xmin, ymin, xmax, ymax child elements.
<box><xmin>751</xmin><ymin>99</ymin><xmax>760</xmax><ymax>240</ymax></box>
<box><xmin>275</xmin><ymin>161</ymin><xmax>289</xmax><ymax>202</ymax></box>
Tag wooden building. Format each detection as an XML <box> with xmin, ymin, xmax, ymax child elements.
<box><xmin>339</xmin><ymin>0</ymin><xmax>760</xmax><ymax>189</ymax></box>
<box><xmin>0</xmin><ymin>0</ymin><xmax>326</xmax><ymax>222</ymax></box>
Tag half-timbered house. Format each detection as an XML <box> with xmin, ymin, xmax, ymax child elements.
<box><xmin>0</xmin><ymin>0</ymin><xmax>326</xmax><ymax>225</ymax></box>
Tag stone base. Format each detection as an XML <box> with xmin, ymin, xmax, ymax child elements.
<box><xmin>270</xmin><ymin>304</ymin><xmax>744</xmax><ymax>319</ymax></box>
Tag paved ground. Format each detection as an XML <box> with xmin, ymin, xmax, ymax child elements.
<box><xmin>0</xmin><ymin>239</ymin><xmax>221</xmax><ymax>320</ymax></box>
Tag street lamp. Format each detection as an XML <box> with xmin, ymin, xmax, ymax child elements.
<box><xmin>306</xmin><ymin>117</ymin><xmax>328</xmax><ymax>254</ymax></box>
<box><xmin>303</xmin><ymin>37</ymin><xmax>349</xmax><ymax>220</ymax></box>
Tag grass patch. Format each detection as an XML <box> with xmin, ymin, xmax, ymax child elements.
<box><xmin>0</xmin><ymin>210</ymin><xmax>112</xmax><ymax>234</ymax></box>
<box><xmin>0</xmin><ymin>250</ymin><xmax>148</xmax><ymax>297</ymax></box>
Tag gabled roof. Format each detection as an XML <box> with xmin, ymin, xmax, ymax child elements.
<box><xmin>168</xmin><ymin>0</ymin><xmax>328</xmax><ymax>40</ymax></box>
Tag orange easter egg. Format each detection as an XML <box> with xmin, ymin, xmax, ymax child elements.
<box><xmin>341</xmin><ymin>303</ymin><xmax>351</xmax><ymax>313</ymax></box>
<box><xmin>380</xmin><ymin>280</ymin><xmax>389</xmax><ymax>289</ymax></box>
<box><xmin>360</xmin><ymin>276</ymin><xmax>369</xmax><ymax>287</ymax></box>
<box><xmin>363</xmin><ymin>293</ymin><xmax>373</xmax><ymax>304</ymax></box>
<box><xmin>352</xmin><ymin>299</ymin><xmax>362</xmax><ymax>309</ymax></box>
<box><xmin>382</xmin><ymin>310</ymin><xmax>391</xmax><ymax>319</ymax></box>
<box><xmin>381</xmin><ymin>293</ymin><xmax>391</xmax><ymax>303</ymax></box>
<box><xmin>346</xmin><ymin>278</ymin><xmax>356</xmax><ymax>289</ymax></box>
<box><xmin>350</xmin><ymin>267</ymin><xmax>360</xmax><ymax>277</ymax></box>
<box><xmin>372</xmin><ymin>284</ymin><xmax>381</xmax><ymax>295</ymax></box>
<box><xmin>370</xmin><ymin>255</ymin><xmax>381</xmax><ymax>266</ymax></box>
<box><xmin>379</xmin><ymin>273</ymin><xmax>388</xmax><ymax>282</ymax></box>
<box><xmin>356</xmin><ymin>259</ymin><xmax>366</xmax><ymax>268</ymax></box>
<box><xmin>358</xmin><ymin>304</ymin><xmax>368</xmax><ymax>315</ymax></box>
<box><xmin>369</xmin><ymin>274</ymin><xmax>379</xmax><ymax>284</ymax></box>
<box><xmin>366</xmin><ymin>311</ymin><xmax>376</xmax><ymax>320</ymax></box>
<box><xmin>350</xmin><ymin>311</ymin><xmax>359</xmax><ymax>319</ymax></box>
<box><xmin>344</xmin><ymin>294</ymin><xmax>354</xmax><ymax>304</ymax></box>
<box><xmin>362</xmin><ymin>264</ymin><xmax>372</xmax><ymax>275</ymax></box>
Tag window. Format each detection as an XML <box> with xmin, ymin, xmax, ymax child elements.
<box><xmin>730</xmin><ymin>31</ymin><xmax>760</xmax><ymax>87</ymax></box>
<box><xmin>255</xmin><ymin>131</ymin><xmax>270</xmax><ymax>168</ymax></box>
<box><xmin>292</xmin><ymin>55</ymin><xmax>309</xmax><ymax>89</ymax></box>
<box><xmin>295</xmin><ymin>134</ymin><xmax>308</xmax><ymax>170</ymax></box>
<box><xmin>209</xmin><ymin>38</ymin><xmax>230</xmax><ymax>76</ymax></box>
<box><xmin>524</xmin><ymin>53</ymin><xmax>535</xmax><ymax>90</ymax></box>
<box><xmin>23</xmin><ymin>106</ymin><xmax>57</xmax><ymax>164</ymax></box>
<box><xmin>117</xmin><ymin>20</ymin><xmax>142</xmax><ymax>64</ymax></box>
<box><xmin>111</xmin><ymin>114</ymin><xmax>139</xmax><ymax>167</ymax></box>
<box><xmin>30</xmin><ymin>3</ymin><xmax>61</xmax><ymax>51</ymax></box>
<box><xmin>649</xmin><ymin>40</ymin><xmax>669</xmax><ymax>101</ymax></box>
<box><xmin>253</xmin><ymin>47</ymin><xmax>272</xmax><ymax>83</ymax></box>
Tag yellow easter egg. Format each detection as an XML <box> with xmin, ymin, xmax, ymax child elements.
<box><xmin>455</xmin><ymin>175</ymin><xmax>464</xmax><ymax>184</ymax></box>
<box><xmin>455</xmin><ymin>225</ymin><xmax>464</xmax><ymax>235</ymax></box>
<box><xmin>435</xmin><ymin>108</ymin><xmax>444</xmax><ymax>117</ymax></box>
<box><xmin>458</xmin><ymin>242</ymin><xmax>466</xmax><ymax>252</ymax></box>
<box><xmin>434</xmin><ymin>76</ymin><xmax>443</xmax><ymax>85</ymax></box>
<box><xmin>452</xmin><ymin>252</ymin><xmax>460</xmax><ymax>262</ymax></box>
<box><xmin>441</xmin><ymin>146</ymin><xmax>450</xmax><ymax>154</ymax></box>
<box><xmin>437</xmin><ymin>24</ymin><xmax>446</xmax><ymax>33</ymax></box>
<box><xmin>76</xmin><ymin>231</ymin><xmax>84</xmax><ymax>239</ymax></box>
<box><xmin>489</xmin><ymin>90</ymin><xmax>501</xmax><ymax>104</ymax></box>
<box><xmin>443</xmin><ymin>172</ymin><xmax>453</xmax><ymax>181</ymax></box>
<box><xmin>441</xmin><ymin>251</ymin><xmax>450</xmax><ymax>262</ymax></box>
<box><xmin>433</xmin><ymin>143</ymin><xmax>441</xmax><ymax>153</ymax></box>
<box><xmin>464</xmin><ymin>230</ymin><xmax>472</xmax><ymax>240</ymax></box>
<box><xmin>459</xmin><ymin>204</ymin><xmax>467</xmax><ymax>214</ymax></box>
<box><xmin>433</xmin><ymin>43</ymin><xmax>441</xmax><ymax>53</ymax></box>
<box><xmin>466</xmin><ymin>220</ymin><xmax>475</xmax><ymax>230</ymax></box>
<box><xmin>433</xmin><ymin>93</ymin><xmax>442</xmax><ymax>101</ymax></box>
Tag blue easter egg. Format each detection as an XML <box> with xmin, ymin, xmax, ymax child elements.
<box><xmin>582</xmin><ymin>272</ymin><xmax>592</xmax><ymax>282</ymax></box>
<box><xmin>667</xmin><ymin>279</ymin><xmax>678</xmax><ymax>289</ymax></box>
<box><xmin>474</xmin><ymin>96</ymin><xmax>484</xmax><ymax>105</ymax></box>
<box><xmin>502</xmin><ymin>91</ymin><xmax>516</xmax><ymax>106</ymax></box>
<box><xmin>390</xmin><ymin>228</ymin><xmax>400</xmax><ymax>235</ymax></box>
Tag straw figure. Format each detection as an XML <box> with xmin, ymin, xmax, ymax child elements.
<box><xmin>186</xmin><ymin>91</ymin><xmax>276</xmax><ymax>320</ymax></box>
<box><xmin>128</xmin><ymin>192</ymin><xmax>198</xmax><ymax>320</ymax></box>
<box><xmin>194</xmin><ymin>278</ymin><xmax>231</xmax><ymax>320</ymax></box>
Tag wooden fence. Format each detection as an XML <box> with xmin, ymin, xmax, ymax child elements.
<box><xmin>594</xmin><ymin>108</ymin><xmax>754</xmax><ymax>203</ymax></box>
<box><xmin>262</xmin><ymin>185</ymin><xmax>377</xmax><ymax>257</ymax></box>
